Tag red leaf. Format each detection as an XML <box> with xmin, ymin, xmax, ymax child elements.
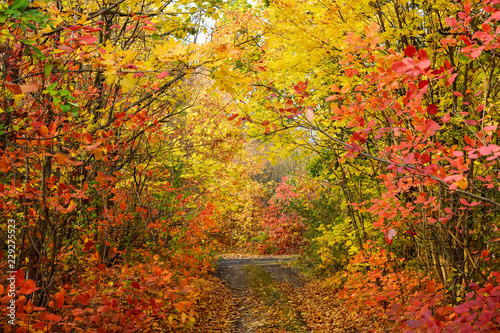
<box><xmin>420</xmin><ymin>153</ymin><xmax>430</xmax><ymax>164</ymax></box>
<box><xmin>131</xmin><ymin>281</ymin><xmax>141</xmax><ymax>289</ymax></box>
<box><xmin>20</xmin><ymin>279</ymin><xmax>39</xmax><ymax>295</ymax></box>
<box><xmin>392</xmin><ymin>61</ymin><xmax>407</xmax><ymax>73</ymax></box>
<box><xmin>404</xmin><ymin>45</ymin><xmax>417</xmax><ymax>57</ymax></box>
<box><xmin>479</xmin><ymin>145</ymin><xmax>493</xmax><ymax>156</ymax></box>
<box><xmin>45</xmin><ymin>313</ymin><xmax>62</xmax><ymax>322</ymax></box>
<box><xmin>469</xmin><ymin>282</ymin><xmax>479</xmax><ymax>291</ymax></box>
<box><xmin>482</xmin><ymin>249</ymin><xmax>489</xmax><ymax>257</ymax></box>
<box><xmin>120</xmin><ymin>201</ymin><xmax>126</xmax><ymax>210</ymax></box>
<box><xmin>427</xmin><ymin>104</ymin><xmax>438</xmax><ymax>115</ymax></box>
<box><xmin>418</xmin><ymin>80</ymin><xmax>429</xmax><ymax>89</ymax></box>
<box><xmin>445</xmin><ymin>17</ymin><xmax>457</xmax><ymax>27</ymax></box>
<box><xmin>15</xmin><ymin>270</ymin><xmax>25</xmax><ymax>287</ymax></box>
<box><xmin>84</xmin><ymin>241</ymin><xmax>94</xmax><ymax>251</ymax></box>
<box><xmin>464</xmin><ymin>3</ymin><xmax>471</xmax><ymax>15</ymax></box>
<box><xmin>156</xmin><ymin>71</ymin><xmax>169</xmax><ymax>79</ymax></box>
<box><xmin>442</xmin><ymin>113</ymin><xmax>451</xmax><ymax>123</ymax></box>
<box><xmin>79</xmin><ymin>35</ymin><xmax>98</xmax><ymax>45</ymax></box>
<box><xmin>426</xmin><ymin>119</ymin><xmax>441</xmax><ymax>132</ymax></box>
<box><xmin>417</xmin><ymin>49</ymin><xmax>428</xmax><ymax>61</ymax></box>
<box><xmin>446</xmin><ymin>73</ymin><xmax>458</xmax><ymax>87</ymax></box>
<box><xmin>454</xmin><ymin>302</ymin><xmax>469</xmax><ymax>314</ymax></box>
<box><xmin>33</xmin><ymin>322</ymin><xmax>46</xmax><ymax>329</ymax></box>
<box><xmin>403</xmin><ymin>153</ymin><xmax>415</xmax><ymax>164</ymax></box>
<box><xmin>82</xmin><ymin>133</ymin><xmax>94</xmax><ymax>144</ymax></box>
<box><xmin>417</xmin><ymin>59</ymin><xmax>431</xmax><ymax>70</ymax></box>
<box><xmin>78</xmin><ymin>293</ymin><xmax>90</xmax><ymax>305</ymax></box>
<box><xmin>426</xmin><ymin>280</ymin><xmax>435</xmax><ymax>293</ymax></box>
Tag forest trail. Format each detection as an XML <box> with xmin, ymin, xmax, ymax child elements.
<box><xmin>215</xmin><ymin>255</ymin><xmax>304</xmax><ymax>332</ymax></box>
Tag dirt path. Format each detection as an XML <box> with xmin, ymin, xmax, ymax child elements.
<box><xmin>215</xmin><ymin>256</ymin><xmax>304</xmax><ymax>332</ymax></box>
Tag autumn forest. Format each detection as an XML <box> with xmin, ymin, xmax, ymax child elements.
<box><xmin>1</xmin><ymin>0</ymin><xmax>500</xmax><ymax>331</ymax></box>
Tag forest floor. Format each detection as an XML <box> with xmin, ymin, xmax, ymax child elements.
<box><xmin>213</xmin><ymin>254</ymin><xmax>382</xmax><ymax>333</ymax></box>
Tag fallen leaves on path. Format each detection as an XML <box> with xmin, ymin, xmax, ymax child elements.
<box><xmin>192</xmin><ymin>276</ymin><xmax>239</xmax><ymax>332</ymax></box>
<box><xmin>242</xmin><ymin>265</ymin><xmax>306</xmax><ymax>332</ymax></box>
<box><xmin>289</xmin><ymin>280</ymin><xmax>388</xmax><ymax>332</ymax></box>
<box><xmin>218</xmin><ymin>253</ymin><xmax>298</xmax><ymax>260</ymax></box>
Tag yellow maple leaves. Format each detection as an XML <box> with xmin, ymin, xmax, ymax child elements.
<box><xmin>212</xmin><ymin>63</ymin><xmax>253</xmax><ymax>95</ymax></box>
<box><xmin>153</xmin><ymin>38</ymin><xmax>188</xmax><ymax>62</ymax></box>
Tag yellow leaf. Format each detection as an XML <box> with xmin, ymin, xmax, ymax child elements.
<box><xmin>458</xmin><ymin>178</ymin><xmax>468</xmax><ymax>190</ymax></box>
<box><xmin>120</xmin><ymin>73</ymin><xmax>137</xmax><ymax>93</ymax></box>
<box><xmin>93</xmin><ymin>149</ymin><xmax>103</xmax><ymax>161</ymax></box>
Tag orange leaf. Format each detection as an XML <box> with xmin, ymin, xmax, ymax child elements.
<box><xmin>67</xmin><ymin>203</ymin><xmax>77</xmax><ymax>213</ymax></box>
<box><xmin>88</xmin><ymin>287</ymin><xmax>96</xmax><ymax>299</ymax></box>
<box><xmin>89</xmin><ymin>315</ymin><xmax>101</xmax><ymax>324</ymax></box>
<box><xmin>54</xmin><ymin>153</ymin><xmax>67</xmax><ymax>165</ymax></box>
<box><xmin>97</xmin><ymin>305</ymin><xmax>110</xmax><ymax>313</ymax></box>
<box><xmin>4</xmin><ymin>82</ymin><xmax>22</xmax><ymax>94</ymax></box>
<box><xmin>20</xmin><ymin>279</ymin><xmax>39</xmax><ymax>295</ymax></box>
<box><xmin>120</xmin><ymin>201</ymin><xmax>127</xmax><ymax>210</ymax></box>
<box><xmin>90</xmin><ymin>314</ymin><xmax>101</xmax><ymax>323</ymax></box>
<box><xmin>72</xmin><ymin>308</ymin><xmax>86</xmax><ymax>317</ymax></box>
<box><xmin>54</xmin><ymin>290</ymin><xmax>65</xmax><ymax>308</ymax></box>
<box><xmin>21</xmin><ymin>82</ymin><xmax>39</xmax><ymax>94</ymax></box>
<box><xmin>426</xmin><ymin>279</ymin><xmax>435</xmax><ymax>293</ymax></box>
<box><xmin>93</xmin><ymin>149</ymin><xmax>103</xmax><ymax>160</ymax></box>
<box><xmin>305</xmin><ymin>108</ymin><xmax>314</xmax><ymax>122</ymax></box>
<box><xmin>39</xmin><ymin>125</ymin><xmax>49</xmax><ymax>136</ymax></box>
<box><xmin>82</xmin><ymin>133</ymin><xmax>94</xmax><ymax>144</ymax></box>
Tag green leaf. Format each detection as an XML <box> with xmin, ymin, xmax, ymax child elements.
<box><xmin>60</xmin><ymin>104</ymin><xmax>71</xmax><ymax>112</ymax></box>
<box><xmin>10</xmin><ymin>0</ymin><xmax>29</xmax><ymax>11</ymax></box>
<box><xmin>44</xmin><ymin>63</ymin><xmax>53</xmax><ymax>76</ymax></box>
